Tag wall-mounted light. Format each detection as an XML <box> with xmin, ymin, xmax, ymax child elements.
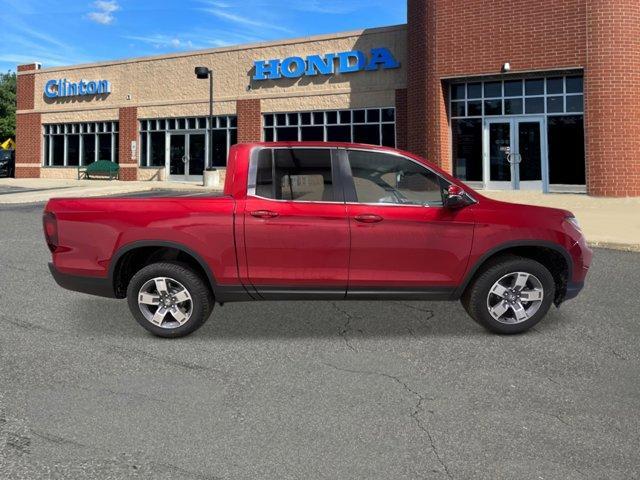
<box><xmin>502</xmin><ymin>62</ymin><xmax>511</xmax><ymax>73</ymax></box>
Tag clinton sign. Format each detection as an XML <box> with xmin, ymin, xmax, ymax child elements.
<box><xmin>253</xmin><ymin>47</ymin><xmax>400</xmax><ymax>81</ymax></box>
<box><xmin>44</xmin><ymin>79</ymin><xmax>111</xmax><ymax>99</ymax></box>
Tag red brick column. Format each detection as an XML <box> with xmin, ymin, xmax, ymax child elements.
<box><xmin>395</xmin><ymin>89</ymin><xmax>408</xmax><ymax>151</ymax></box>
<box><xmin>585</xmin><ymin>0</ymin><xmax>640</xmax><ymax>196</ymax></box>
<box><xmin>15</xmin><ymin>64</ymin><xmax>41</xmax><ymax>178</ymax></box>
<box><xmin>406</xmin><ymin>0</ymin><xmax>428</xmax><ymax>160</ymax></box>
<box><xmin>118</xmin><ymin>107</ymin><xmax>138</xmax><ymax>181</ymax></box>
<box><xmin>236</xmin><ymin>99</ymin><xmax>262</xmax><ymax>143</ymax></box>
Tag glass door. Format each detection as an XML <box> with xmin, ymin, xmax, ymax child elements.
<box><xmin>483</xmin><ymin>117</ymin><xmax>545</xmax><ymax>190</ymax></box>
<box><xmin>484</xmin><ymin>119</ymin><xmax>514</xmax><ymax>190</ymax></box>
<box><xmin>168</xmin><ymin>134</ymin><xmax>186</xmax><ymax>180</ymax></box>
<box><xmin>167</xmin><ymin>131</ymin><xmax>206</xmax><ymax>182</ymax></box>
<box><xmin>186</xmin><ymin>132</ymin><xmax>206</xmax><ymax>182</ymax></box>
<box><xmin>515</xmin><ymin>118</ymin><xmax>544</xmax><ymax>191</ymax></box>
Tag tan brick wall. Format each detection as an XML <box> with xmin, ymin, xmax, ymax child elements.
<box><xmin>237</xmin><ymin>99</ymin><xmax>262</xmax><ymax>143</ymax></box>
<box><xmin>26</xmin><ymin>26</ymin><xmax>406</xmax><ymax>117</ymax></box>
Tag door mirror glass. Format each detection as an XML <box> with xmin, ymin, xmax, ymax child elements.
<box><xmin>444</xmin><ymin>185</ymin><xmax>468</xmax><ymax>209</ymax></box>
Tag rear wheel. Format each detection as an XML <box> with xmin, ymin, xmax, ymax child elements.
<box><xmin>461</xmin><ymin>255</ymin><xmax>555</xmax><ymax>334</ymax></box>
<box><xmin>126</xmin><ymin>262</ymin><xmax>213</xmax><ymax>338</ymax></box>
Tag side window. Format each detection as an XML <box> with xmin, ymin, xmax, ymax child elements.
<box><xmin>347</xmin><ymin>150</ymin><xmax>447</xmax><ymax>206</ymax></box>
<box><xmin>253</xmin><ymin>148</ymin><xmax>335</xmax><ymax>202</ymax></box>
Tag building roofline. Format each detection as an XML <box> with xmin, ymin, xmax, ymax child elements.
<box><xmin>19</xmin><ymin>24</ymin><xmax>407</xmax><ymax>75</ymax></box>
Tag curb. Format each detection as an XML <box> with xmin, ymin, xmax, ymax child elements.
<box><xmin>587</xmin><ymin>241</ymin><xmax>640</xmax><ymax>253</ymax></box>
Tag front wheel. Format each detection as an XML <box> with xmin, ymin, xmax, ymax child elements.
<box><xmin>127</xmin><ymin>262</ymin><xmax>213</xmax><ymax>338</ymax></box>
<box><xmin>461</xmin><ymin>255</ymin><xmax>556</xmax><ymax>334</ymax></box>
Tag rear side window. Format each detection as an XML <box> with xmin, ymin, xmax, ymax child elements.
<box><xmin>347</xmin><ymin>150</ymin><xmax>447</xmax><ymax>206</ymax></box>
<box><xmin>254</xmin><ymin>148</ymin><xmax>335</xmax><ymax>202</ymax></box>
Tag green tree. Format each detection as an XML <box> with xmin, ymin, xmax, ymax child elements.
<box><xmin>0</xmin><ymin>71</ymin><xmax>17</xmax><ymax>141</ymax></box>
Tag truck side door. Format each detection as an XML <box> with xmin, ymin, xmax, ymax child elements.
<box><xmin>342</xmin><ymin>149</ymin><xmax>475</xmax><ymax>295</ymax></box>
<box><xmin>242</xmin><ymin>147</ymin><xmax>349</xmax><ymax>298</ymax></box>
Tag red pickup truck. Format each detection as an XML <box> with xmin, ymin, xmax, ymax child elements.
<box><xmin>44</xmin><ymin>142</ymin><xmax>591</xmax><ymax>338</ymax></box>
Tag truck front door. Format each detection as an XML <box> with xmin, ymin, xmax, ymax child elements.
<box><xmin>242</xmin><ymin>147</ymin><xmax>349</xmax><ymax>298</ymax></box>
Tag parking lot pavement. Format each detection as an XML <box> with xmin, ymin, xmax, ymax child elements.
<box><xmin>1</xmin><ymin>203</ymin><xmax>639</xmax><ymax>480</ymax></box>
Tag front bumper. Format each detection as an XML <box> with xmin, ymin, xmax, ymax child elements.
<box><xmin>48</xmin><ymin>263</ymin><xmax>116</xmax><ymax>298</ymax></box>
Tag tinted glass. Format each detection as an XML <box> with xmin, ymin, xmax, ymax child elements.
<box><xmin>67</xmin><ymin>135</ymin><xmax>80</xmax><ymax>166</ymax></box>
<box><xmin>300</xmin><ymin>126</ymin><xmax>324</xmax><ymax>141</ymax></box>
<box><xmin>525</xmin><ymin>97</ymin><xmax>544</xmax><ymax>114</ymax></box>
<box><xmin>254</xmin><ymin>149</ymin><xmax>334</xmax><ymax>202</ymax></box>
<box><xmin>339</xmin><ymin>110</ymin><xmax>351</xmax><ymax>124</ymax></box>
<box><xmin>367</xmin><ymin>109</ymin><xmax>380</xmax><ymax>123</ymax></box>
<box><xmin>566</xmin><ymin>95</ymin><xmax>583</xmax><ymax>113</ymax></box>
<box><xmin>467</xmin><ymin>100</ymin><xmax>482</xmax><ymax>116</ymax></box>
<box><xmin>525</xmin><ymin>79</ymin><xmax>544</xmax><ymax>95</ymax></box>
<box><xmin>452</xmin><ymin>101</ymin><xmax>465</xmax><ymax>117</ymax></box>
<box><xmin>547</xmin><ymin>116</ymin><xmax>585</xmax><ymax>185</ymax></box>
<box><xmin>382</xmin><ymin>108</ymin><xmax>395</xmax><ymax>122</ymax></box>
<box><xmin>504</xmin><ymin>80</ymin><xmax>522</xmax><ymax>97</ymax></box>
<box><xmin>353</xmin><ymin>110</ymin><xmax>366</xmax><ymax>123</ymax></box>
<box><xmin>347</xmin><ymin>150</ymin><xmax>445</xmax><ymax>206</ymax></box>
<box><xmin>300</xmin><ymin>112</ymin><xmax>311</xmax><ymax>125</ymax></box>
<box><xmin>504</xmin><ymin>98</ymin><xmax>523</xmax><ymax>115</ymax></box>
<box><xmin>82</xmin><ymin>134</ymin><xmax>95</xmax><ymax>165</ymax></box>
<box><xmin>547</xmin><ymin>96</ymin><xmax>563</xmax><ymax>113</ymax></box>
<box><xmin>451</xmin><ymin>84</ymin><xmax>465</xmax><ymax>100</ymax></box>
<box><xmin>381</xmin><ymin>124</ymin><xmax>396</xmax><ymax>148</ymax></box>
<box><xmin>326</xmin><ymin>125</ymin><xmax>351</xmax><ymax>142</ymax></box>
<box><xmin>484</xmin><ymin>82</ymin><xmax>502</xmax><ymax>98</ymax></box>
<box><xmin>546</xmin><ymin>77</ymin><xmax>563</xmax><ymax>94</ymax></box>
<box><xmin>566</xmin><ymin>77</ymin><xmax>583</xmax><ymax>93</ymax></box>
<box><xmin>452</xmin><ymin>119</ymin><xmax>482</xmax><ymax>181</ymax></box>
<box><xmin>149</xmin><ymin>132</ymin><xmax>165</xmax><ymax>166</ymax></box>
<box><xmin>484</xmin><ymin>99</ymin><xmax>502</xmax><ymax>116</ymax></box>
<box><xmin>353</xmin><ymin>124</ymin><xmax>380</xmax><ymax>145</ymax></box>
<box><xmin>326</xmin><ymin>111</ymin><xmax>338</xmax><ymax>124</ymax></box>
<box><xmin>51</xmin><ymin>136</ymin><xmax>64</xmax><ymax>166</ymax></box>
<box><xmin>467</xmin><ymin>83</ymin><xmax>482</xmax><ymax>99</ymax></box>
<box><xmin>275</xmin><ymin>127</ymin><xmax>298</xmax><ymax>141</ymax></box>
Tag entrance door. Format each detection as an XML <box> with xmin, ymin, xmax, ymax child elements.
<box><xmin>483</xmin><ymin>117</ymin><xmax>545</xmax><ymax>190</ymax></box>
<box><xmin>168</xmin><ymin>131</ymin><xmax>206</xmax><ymax>182</ymax></box>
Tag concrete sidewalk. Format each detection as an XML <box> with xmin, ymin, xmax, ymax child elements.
<box><xmin>0</xmin><ymin>178</ymin><xmax>216</xmax><ymax>204</ymax></box>
<box><xmin>483</xmin><ymin>191</ymin><xmax>640</xmax><ymax>251</ymax></box>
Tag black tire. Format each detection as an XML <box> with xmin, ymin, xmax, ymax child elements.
<box><xmin>461</xmin><ymin>255</ymin><xmax>555</xmax><ymax>334</ymax></box>
<box><xmin>126</xmin><ymin>261</ymin><xmax>214</xmax><ymax>338</ymax></box>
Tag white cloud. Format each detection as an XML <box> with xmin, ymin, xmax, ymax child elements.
<box><xmin>125</xmin><ymin>34</ymin><xmax>198</xmax><ymax>50</ymax></box>
<box><xmin>203</xmin><ymin>8</ymin><xmax>293</xmax><ymax>34</ymax></box>
<box><xmin>87</xmin><ymin>0</ymin><xmax>120</xmax><ymax>25</ymax></box>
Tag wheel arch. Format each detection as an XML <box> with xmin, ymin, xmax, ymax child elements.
<box><xmin>109</xmin><ymin>240</ymin><xmax>217</xmax><ymax>299</ymax></box>
<box><xmin>456</xmin><ymin>240</ymin><xmax>573</xmax><ymax>305</ymax></box>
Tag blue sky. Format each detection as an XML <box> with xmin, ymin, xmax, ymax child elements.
<box><xmin>0</xmin><ymin>0</ymin><xmax>406</xmax><ymax>73</ymax></box>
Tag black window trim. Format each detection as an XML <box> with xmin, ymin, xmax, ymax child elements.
<box><xmin>246</xmin><ymin>146</ymin><xmax>346</xmax><ymax>204</ymax></box>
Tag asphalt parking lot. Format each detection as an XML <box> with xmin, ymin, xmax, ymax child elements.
<box><xmin>0</xmin><ymin>202</ymin><xmax>639</xmax><ymax>479</ymax></box>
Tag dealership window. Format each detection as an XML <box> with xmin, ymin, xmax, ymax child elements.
<box><xmin>254</xmin><ymin>148</ymin><xmax>335</xmax><ymax>202</ymax></box>
<box><xmin>139</xmin><ymin>116</ymin><xmax>237</xmax><ymax>168</ymax></box>
<box><xmin>450</xmin><ymin>75</ymin><xmax>585</xmax><ymax>187</ymax></box>
<box><xmin>43</xmin><ymin>122</ymin><xmax>119</xmax><ymax>166</ymax></box>
<box><xmin>263</xmin><ymin>108</ymin><xmax>396</xmax><ymax>147</ymax></box>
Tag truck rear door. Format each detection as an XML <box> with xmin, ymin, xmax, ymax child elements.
<box><xmin>242</xmin><ymin>147</ymin><xmax>349</xmax><ymax>299</ymax></box>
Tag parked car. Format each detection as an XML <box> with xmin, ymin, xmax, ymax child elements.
<box><xmin>44</xmin><ymin>142</ymin><xmax>592</xmax><ymax>338</ymax></box>
<box><xmin>0</xmin><ymin>149</ymin><xmax>15</xmax><ymax>177</ymax></box>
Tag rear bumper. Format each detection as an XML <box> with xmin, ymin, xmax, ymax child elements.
<box><xmin>48</xmin><ymin>263</ymin><xmax>116</xmax><ymax>298</ymax></box>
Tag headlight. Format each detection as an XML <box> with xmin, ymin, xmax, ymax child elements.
<box><xmin>566</xmin><ymin>216</ymin><xmax>581</xmax><ymax>231</ymax></box>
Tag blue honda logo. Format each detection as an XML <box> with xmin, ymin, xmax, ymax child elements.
<box><xmin>253</xmin><ymin>47</ymin><xmax>400</xmax><ymax>81</ymax></box>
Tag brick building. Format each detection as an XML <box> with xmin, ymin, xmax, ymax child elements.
<box><xmin>15</xmin><ymin>0</ymin><xmax>640</xmax><ymax>196</ymax></box>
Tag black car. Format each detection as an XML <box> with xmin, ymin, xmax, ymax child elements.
<box><xmin>0</xmin><ymin>149</ymin><xmax>15</xmax><ymax>178</ymax></box>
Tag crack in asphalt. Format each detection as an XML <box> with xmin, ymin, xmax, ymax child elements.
<box><xmin>330</xmin><ymin>303</ymin><xmax>357</xmax><ymax>352</ymax></box>
<box><xmin>322</xmin><ymin>362</ymin><xmax>453</xmax><ymax>479</ymax></box>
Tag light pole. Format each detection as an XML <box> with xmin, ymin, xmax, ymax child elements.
<box><xmin>195</xmin><ymin>66</ymin><xmax>213</xmax><ymax>170</ymax></box>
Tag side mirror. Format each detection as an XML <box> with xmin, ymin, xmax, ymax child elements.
<box><xmin>445</xmin><ymin>184</ymin><xmax>467</xmax><ymax>209</ymax></box>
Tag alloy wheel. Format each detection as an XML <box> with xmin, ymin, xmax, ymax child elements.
<box><xmin>137</xmin><ymin>277</ymin><xmax>193</xmax><ymax>329</ymax></box>
<box><xmin>486</xmin><ymin>271</ymin><xmax>544</xmax><ymax>324</ymax></box>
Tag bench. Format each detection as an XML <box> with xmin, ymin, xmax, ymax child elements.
<box><xmin>78</xmin><ymin>160</ymin><xmax>119</xmax><ymax>180</ymax></box>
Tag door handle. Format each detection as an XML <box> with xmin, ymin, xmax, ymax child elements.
<box><xmin>250</xmin><ymin>210</ymin><xmax>279</xmax><ymax>219</ymax></box>
<box><xmin>354</xmin><ymin>214</ymin><xmax>383</xmax><ymax>223</ymax></box>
